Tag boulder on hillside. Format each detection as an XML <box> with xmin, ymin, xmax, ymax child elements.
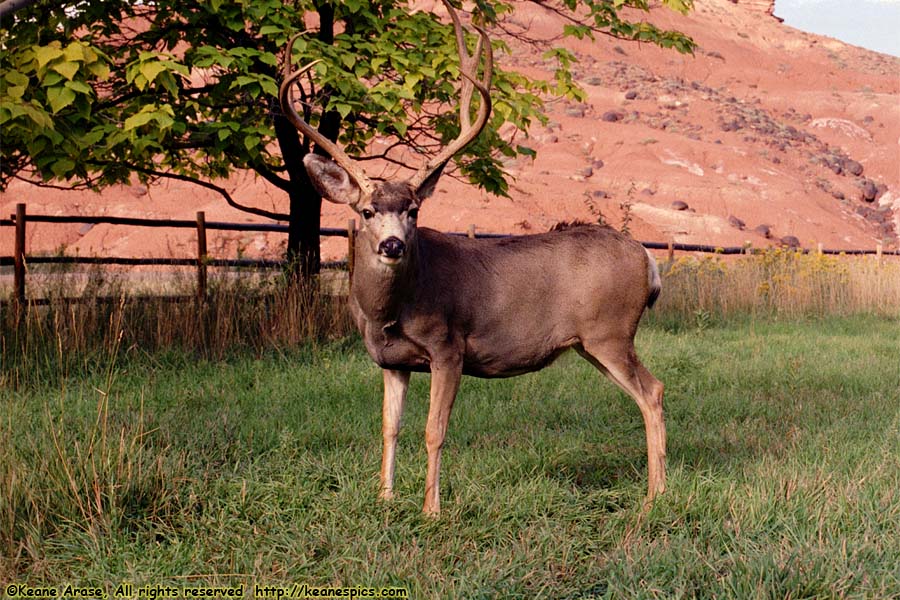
<box><xmin>754</xmin><ymin>224</ymin><xmax>772</xmax><ymax>238</ymax></box>
<box><xmin>780</xmin><ymin>235</ymin><xmax>801</xmax><ymax>249</ymax></box>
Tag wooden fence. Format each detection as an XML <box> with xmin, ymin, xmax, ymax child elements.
<box><xmin>2</xmin><ymin>202</ymin><xmax>896</xmax><ymax>306</ymax></box>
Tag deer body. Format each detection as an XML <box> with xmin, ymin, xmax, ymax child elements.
<box><xmin>299</xmin><ymin>160</ymin><xmax>666</xmax><ymax>514</ymax></box>
<box><xmin>280</xmin><ymin>0</ymin><xmax>666</xmax><ymax>515</ymax></box>
<box><xmin>351</xmin><ymin>224</ymin><xmax>658</xmax><ymax>380</ymax></box>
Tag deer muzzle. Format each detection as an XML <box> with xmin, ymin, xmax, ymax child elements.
<box><xmin>378</xmin><ymin>236</ymin><xmax>406</xmax><ymax>260</ymax></box>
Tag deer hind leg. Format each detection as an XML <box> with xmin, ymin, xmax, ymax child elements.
<box><xmin>423</xmin><ymin>360</ymin><xmax>462</xmax><ymax>516</ymax></box>
<box><xmin>576</xmin><ymin>338</ymin><xmax>666</xmax><ymax>501</ymax></box>
<box><xmin>381</xmin><ymin>369</ymin><xmax>410</xmax><ymax>501</ymax></box>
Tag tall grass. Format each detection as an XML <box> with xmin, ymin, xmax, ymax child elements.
<box><xmin>654</xmin><ymin>249</ymin><xmax>900</xmax><ymax>321</ymax></box>
<box><xmin>1</xmin><ymin>267</ymin><xmax>353</xmax><ymax>390</ymax></box>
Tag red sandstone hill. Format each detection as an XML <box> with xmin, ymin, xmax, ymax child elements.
<box><xmin>2</xmin><ymin>0</ymin><xmax>898</xmax><ymax>262</ymax></box>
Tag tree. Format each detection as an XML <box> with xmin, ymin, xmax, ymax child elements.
<box><xmin>0</xmin><ymin>0</ymin><xmax>694</xmax><ymax>276</ymax></box>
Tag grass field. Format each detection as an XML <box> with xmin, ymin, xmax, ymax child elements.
<box><xmin>2</xmin><ymin>315</ymin><xmax>898</xmax><ymax>598</ymax></box>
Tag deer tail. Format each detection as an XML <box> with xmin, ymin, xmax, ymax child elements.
<box><xmin>645</xmin><ymin>248</ymin><xmax>662</xmax><ymax>309</ymax></box>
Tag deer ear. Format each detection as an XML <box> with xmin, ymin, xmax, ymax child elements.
<box><xmin>303</xmin><ymin>154</ymin><xmax>363</xmax><ymax>207</ymax></box>
<box><xmin>413</xmin><ymin>162</ymin><xmax>446</xmax><ymax>202</ymax></box>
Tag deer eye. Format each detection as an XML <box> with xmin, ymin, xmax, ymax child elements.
<box><xmin>361</xmin><ymin>208</ymin><xmax>375</xmax><ymax>220</ymax></box>
<box><xmin>408</xmin><ymin>208</ymin><xmax>419</xmax><ymax>220</ymax></box>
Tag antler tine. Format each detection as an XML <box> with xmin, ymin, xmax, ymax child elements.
<box><xmin>444</xmin><ymin>0</ymin><xmax>474</xmax><ymax>132</ymax></box>
<box><xmin>409</xmin><ymin>0</ymin><xmax>493</xmax><ymax>189</ymax></box>
<box><xmin>279</xmin><ymin>33</ymin><xmax>374</xmax><ymax>197</ymax></box>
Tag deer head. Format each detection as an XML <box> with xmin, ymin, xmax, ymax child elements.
<box><xmin>279</xmin><ymin>0</ymin><xmax>492</xmax><ymax>267</ymax></box>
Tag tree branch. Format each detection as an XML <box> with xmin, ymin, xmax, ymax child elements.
<box><xmin>12</xmin><ymin>172</ymin><xmax>102</xmax><ymax>191</ymax></box>
<box><xmin>247</xmin><ymin>158</ymin><xmax>292</xmax><ymax>192</ymax></box>
<box><xmin>114</xmin><ymin>162</ymin><xmax>289</xmax><ymax>221</ymax></box>
<box><xmin>523</xmin><ymin>0</ymin><xmax>649</xmax><ymax>42</ymax></box>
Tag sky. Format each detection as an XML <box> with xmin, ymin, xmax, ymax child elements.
<box><xmin>774</xmin><ymin>0</ymin><xmax>900</xmax><ymax>57</ymax></box>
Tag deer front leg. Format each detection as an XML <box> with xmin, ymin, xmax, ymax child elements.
<box><xmin>423</xmin><ymin>360</ymin><xmax>462</xmax><ymax>516</ymax></box>
<box><xmin>381</xmin><ymin>369</ymin><xmax>410</xmax><ymax>501</ymax></box>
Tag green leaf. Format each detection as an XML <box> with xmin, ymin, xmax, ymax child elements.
<box><xmin>516</xmin><ymin>145</ymin><xmax>537</xmax><ymax>159</ymax></box>
<box><xmin>26</xmin><ymin>135</ymin><xmax>47</xmax><ymax>155</ymax></box>
<box><xmin>258</xmin><ymin>52</ymin><xmax>278</xmax><ymax>67</ymax></box>
<box><xmin>5</xmin><ymin>71</ymin><xmax>30</xmax><ymax>87</ymax></box>
<box><xmin>20</xmin><ymin>104</ymin><xmax>54</xmax><ymax>129</ymax></box>
<box><xmin>0</xmin><ymin>104</ymin><xmax>15</xmax><ymax>124</ymax></box>
<box><xmin>333</xmin><ymin>102</ymin><xmax>353</xmax><ymax>119</ymax></box>
<box><xmin>6</xmin><ymin>85</ymin><xmax>27</xmax><ymax>100</ymax></box>
<box><xmin>243</xmin><ymin>134</ymin><xmax>260</xmax><ymax>150</ymax></box>
<box><xmin>259</xmin><ymin>78</ymin><xmax>278</xmax><ymax>98</ymax></box>
<box><xmin>34</xmin><ymin>45</ymin><xmax>64</xmax><ymax>68</ymax></box>
<box><xmin>124</xmin><ymin>111</ymin><xmax>156</xmax><ymax>130</ymax></box>
<box><xmin>79</xmin><ymin>129</ymin><xmax>105</xmax><ymax>147</ymax></box>
<box><xmin>404</xmin><ymin>73</ymin><xmax>423</xmax><ymax>89</ymax></box>
<box><xmin>64</xmin><ymin>80</ymin><xmax>93</xmax><ymax>95</ymax></box>
<box><xmin>139</xmin><ymin>61</ymin><xmax>168</xmax><ymax>87</ymax></box>
<box><xmin>47</xmin><ymin>86</ymin><xmax>77</xmax><ymax>113</ymax></box>
<box><xmin>155</xmin><ymin>72</ymin><xmax>180</xmax><ymax>96</ymax></box>
<box><xmin>40</xmin><ymin>71</ymin><xmax>64</xmax><ymax>87</ymax></box>
<box><xmin>563</xmin><ymin>24</ymin><xmax>593</xmax><ymax>40</ymax></box>
<box><xmin>63</xmin><ymin>42</ymin><xmax>86</xmax><ymax>63</ymax></box>
<box><xmin>87</xmin><ymin>61</ymin><xmax>110</xmax><ymax>80</ymax></box>
<box><xmin>122</xmin><ymin>104</ymin><xmax>173</xmax><ymax>131</ymax></box>
<box><xmin>663</xmin><ymin>0</ymin><xmax>692</xmax><ymax>15</ymax></box>
<box><xmin>51</xmin><ymin>61</ymin><xmax>80</xmax><ymax>81</ymax></box>
<box><xmin>50</xmin><ymin>158</ymin><xmax>75</xmax><ymax>178</ymax></box>
<box><xmin>193</xmin><ymin>47</ymin><xmax>234</xmax><ymax>69</ymax></box>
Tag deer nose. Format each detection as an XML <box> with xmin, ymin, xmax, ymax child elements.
<box><xmin>378</xmin><ymin>237</ymin><xmax>406</xmax><ymax>259</ymax></box>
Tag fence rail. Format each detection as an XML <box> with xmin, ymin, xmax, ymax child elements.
<box><xmin>2</xmin><ymin>203</ymin><xmax>896</xmax><ymax>308</ymax></box>
<box><xmin>0</xmin><ymin>212</ymin><xmax>349</xmax><ymax>235</ymax></box>
<box><xmin>0</xmin><ymin>255</ymin><xmax>349</xmax><ymax>269</ymax></box>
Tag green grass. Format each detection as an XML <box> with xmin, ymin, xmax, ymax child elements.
<box><xmin>2</xmin><ymin>316</ymin><xmax>899</xmax><ymax>598</ymax></box>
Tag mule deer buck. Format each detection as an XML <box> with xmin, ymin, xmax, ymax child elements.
<box><xmin>280</xmin><ymin>0</ymin><xmax>665</xmax><ymax>515</ymax></box>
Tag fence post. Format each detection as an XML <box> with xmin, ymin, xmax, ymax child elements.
<box><xmin>13</xmin><ymin>203</ymin><xmax>26</xmax><ymax>314</ymax></box>
<box><xmin>876</xmin><ymin>241</ymin><xmax>883</xmax><ymax>267</ymax></box>
<box><xmin>196</xmin><ymin>211</ymin><xmax>207</xmax><ymax>300</ymax></box>
<box><xmin>347</xmin><ymin>218</ymin><xmax>356</xmax><ymax>284</ymax></box>
<box><xmin>816</xmin><ymin>242</ymin><xmax>824</xmax><ymax>256</ymax></box>
<box><xmin>667</xmin><ymin>238</ymin><xmax>674</xmax><ymax>263</ymax></box>
<box><xmin>467</xmin><ymin>224</ymin><xmax>476</xmax><ymax>239</ymax></box>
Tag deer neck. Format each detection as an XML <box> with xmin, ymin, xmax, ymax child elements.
<box><xmin>351</xmin><ymin>241</ymin><xmax>419</xmax><ymax>328</ymax></box>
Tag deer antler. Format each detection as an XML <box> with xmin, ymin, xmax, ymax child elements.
<box><xmin>280</xmin><ymin>0</ymin><xmax>492</xmax><ymax>196</ymax></box>
<box><xmin>408</xmin><ymin>0</ymin><xmax>494</xmax><ymax>189</ymax></box>
<box><xmin>279</xmin><ymin>33</ymin><xmax>375</xmax><ymax>198</ymax></box>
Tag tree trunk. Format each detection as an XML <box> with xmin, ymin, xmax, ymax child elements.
<box><xmin>275</xmin><ymin>112</ymin><xmax>343</xmax><ymax>280</ymax></box>
<box><xmin>275</xmin><ymin>114</ymin><xmax>321</xmax><ymax>278</ymax></box>
<box><xmin>291</xmin><ymin>188</ymin><xmax>322</xmax><ymax>279</ymax></box>
<box><xmin>275</xmin><ymin>1</ymin><xmax>341</xmax><ymax>280</ymax></box>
